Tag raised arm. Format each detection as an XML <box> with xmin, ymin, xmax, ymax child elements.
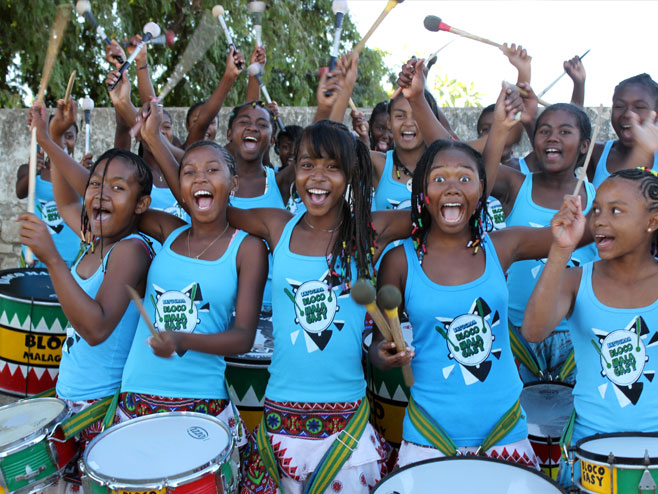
<box><xmin>245</xmin><ymin>45</ymin><xmax>265</xmax><ymax>102</ymax></box>
<box><xmin>501</xmin><ymin>43</ymin><xmax>531</xmax><ymax>85</ymax></box>
<box><xmin>314</xmin><ymin>67</ymin><xmax>343</xmax><ymax>122</ymax></box>
<box><xmin>329</xmin><ymin>54</ymin><xmax>359</xmax><ymax>122</ymax></box>
<box><xmin>564</xmin><ymin>55</ymin><xmax>586</xmax><ymax>108</ymax></box>
<box><xmin>126</xmin><ymin>34</ymin><xmax>156</xmax><ymax>104</ymax></box>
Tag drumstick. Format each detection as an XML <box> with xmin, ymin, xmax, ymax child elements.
<box><xmin>26</xmin><ymin>4</ymin><xmax>72</xmax><ymax>265</ymax></box>
<box><xmin>64</xmin><ymin>70</ymin><xmax>76</xmax><ymax>104</ymax></box>
<box><xmin>538</xmin><ymin>49</ymin><xmax>590</xmax><ymax>98</ymax></box>
<box><xmin>378</xmin><ymin>285</ymin><xmax>414</xmax><ymax>387</ymax></box>
<box><xmin>125</xmin><ymin>285</ymin><xmax>161</xmax><ymax>341</ymax></box>
<box><xmin>350</xmin><ymin>279</ymin><xmax>394</xmax><ymax>342</ymax></box>
<box><xmin>350</xmin><ymin>0</ymin><xmax>404</xmax><ymax>61</ymax></box>
<box><xmin>424</xmin><ymin>15</ymin><xmax>503</xmax><ymax>50</ymax></box>
<box><xmin>556</xmin><ymin>104</ymin><xmax>603</xmax><ymax>238</ymax></box>
<box><xmin>509</xmin><ymin>82</ymin><xmax>551</xmax><ymax>108</ymax></box>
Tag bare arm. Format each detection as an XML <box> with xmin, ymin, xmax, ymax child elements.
<box><xmin>245</xmin><ymin>46</ymin><xmax>265</xmax><ymax>102</ymax></box>
<box><xmin>226</xmin><ymin>206</ymin><xmax>291</xmax><ymax>250</ymax></box>
<box><xmin>329</xmin><ymin>54</ymin><xmax>359</xmax><ymax>122</ymax></box>
<box><xmin>372</xmin><ymin>210</ymin><xmax>413</xmax><ymax>262</ymax></box>
<box><xmin>314</xmin><ymin>68</ymin><xmax>343</xmax><ymax>122</ymax></box>
<box><xmin>564</xmin><ymin>56</ymin><xmax>586</xmax><ymax>108</ymax></box>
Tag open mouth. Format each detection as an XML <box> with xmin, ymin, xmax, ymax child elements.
<box><xmin>594</xmin><ymin>234</ymin><xmax>614</xmax><ymax>249</ymax></box>
<box><xmin>544</xmin><ymin>147</ymin><xmax>562</xmax><ymax>160</ymax></box>
<box><xmin>440</xmin><ymin>203</ymin><xmax>464</xmax><ymax>224</ymax></box>
<box><xmin>243</xmin><ymin>135</ymin><xmax>259</xmax><ymax>151</ymax></box>
<box><xmin>307</xmin><ymin>188</ymin><xmax>329</xmax><ymax>206</ymax></box>
<box><xmin>194</xmin><ymin>190</ymin><xmax>214</xmax><ymax>210</ymax></box>
<box><xmin>619</xmin><ymin>124</ymin><xmax>633</xmax><ymax>140</ymax></box>
<box><xmin>92</xmin><ymin>207</ymin><xmax>111</xmax><ymax>223</ymax></box>
<box><xmin>401</xmin><ymin>130</ymin><xmax>417</xmax><ymax>142</ymax></box>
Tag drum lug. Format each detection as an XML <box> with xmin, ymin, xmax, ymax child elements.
<box><xmin>14</xmin><ymin>465</ymin><xmax>47</xmax><ymax>482</ymax></box>
<box><xmin>639</xmin><ymin>450</ymin><xmax>657</xmax><ymax>494</ymax></box>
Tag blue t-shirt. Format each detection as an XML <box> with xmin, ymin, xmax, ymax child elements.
<box><xmin>56</xmin><ymin>234</ymin><xmax>148</xmax><ymax>401</ymax></box>
<box><xmin>373</xmin><ymin>150</ymin><xmax>412</xmax><ymax>211</ymax></box>
<box><xmin>592</xmin><ymin>140</ymin><xmax>658</xmax><ymax>188</ymax></box>
<box><xmin>506</xmin><ymin>174</ymin><xmax>598</xmax><ymax>328</ymax></box>
<box><xmin>401</xmin><ymin>237</ymin><xmax>528</xmax><ymax>447</ymax></box>
<box><xmin>266</xmin><ymin>215</ymin><xmax>367</xmax><ymax>403</ymax></box>
<box><xmin>569</xmin><ymin>262</ymin><xmax>658</xmax><ymax>444</ymax></box>
<box><xmin>21</xmin><ymin>175</ymin><xmax>82</xmax><ymax>268</ymax></box>
<box><xmin>121</xmin><ymin>226</ymin><xmax>246</xmax><ymax>399</ymax></box>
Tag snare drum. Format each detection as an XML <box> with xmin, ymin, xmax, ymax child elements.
<box><xmin>520</xmin><ymin>381</ymin><xmax>574</xmax><ymax>479</ymax></box>
<box><xmin>575</xmin><ymin>433</ymin><xmax>658</xmax><ymax>494</ymax></box>
<box><xmin>0</xmin><ymin>398</ymin><xmax>77</xmax><ymax>494</ymax></box>
<box><xmin>362</xmin><ymin>323</ymin><xmax>413</xmax><ymax>448</ymax></box>
<box><xmin>371</xmin><ymin>456</ymin><xmax>566</xmax><ymax>493</ymax></box>
<box><xmin>0</xmin><ymin>269</ymin><xmax>68</xmax><ymax>396</ymax></box>
<box><xmin>81</xmin><ymin>412</ymin><xmax>238</xmax><ymax>494</ymax></box>
<box><xmin>225</xmin><ymin>312</ymin><xmax>273</xmax><ymax>433</ymax></box>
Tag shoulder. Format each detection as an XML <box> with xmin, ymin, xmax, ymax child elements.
<box><xmin>238</xmin><ymin>233</ymin><xmax>268</xmax><ymax>258</ymax></box>
<box><xmin>104</xmin><ymin>236</ymin><xmax>153</xmax><ymax>278</ymax></box>
<box><xmin>371</xmin><ymin>150</ymin><xmax>386</xmax><ymax>176</ymax></box>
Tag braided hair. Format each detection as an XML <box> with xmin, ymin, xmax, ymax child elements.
<box><xmin>227</xmin><ymin>100</ymin><xmax>276</xmax><ymax>130</ymax></box>
<box><xmin>296</xmin><ymin>120</ymin><xmax>377</xmax><ymax>287</ymax></box>
<box><xmin>609</xmin><ymin>167</ymin><xmax>658</xmax><ymax>256</ymax></box>
<box><xmin>80</xmin><ymin>149</ymin><xmax>152</xmax><ymax>268</ymax></box>
<box><xmin>181</xmin><ymin>140</ymin><xmax>236</xmax><ymax>176</ymax></box>
<box><xmin>614</xmin><ymin>74</ymin><xmax>658</xmax><ymax>110</ymax></box>
<box><xmin>410</xmin><ymin>140</ymin><xmax>492</xmax><ymax>262</ymax></box>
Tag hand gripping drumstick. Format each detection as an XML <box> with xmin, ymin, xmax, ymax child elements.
<box><xmin>323</xmin><ymin>0</ymin><xmax>349</xmax><ymax>97</ymax></box>
<box><xmin>350</xmin><ymin>0</ymin><xmax>404</xmax><ymax>62</ymax></box>
<box><xmin>538</xmin><ymin>49</ymin><xmax>590</xmax><ymax>99</ymax></box>
<box><xmin>109</xmin><ymin>22</ymin><xmax>161</xmax><ymax>90</ymax></box>
<box><xmin>126</xmin><ymin>285</ymin><xmax>161</xmax><ymax>341</ymax></box>
<box><xmin>26</xmin><ymin>4</ymin><xmax>72</xmax><ymax>265</ymax></box>
<box><xmin>213</xmin><ymin>5</ymin><xmax>243</xmax><ymax>70</ymax></box>
<box><xmin>248</xmin><ymin>63</ymin><xmax>286</xmax><ymax>132</ymax></box>
<box><xmin>247</xmin><ymin>1</ymin><xmax>266</xmax><ymax>47</ymax></box>
<box><xmin>350</xmin><ymin>279</ymin><xmax>394</xmax><ymax>342</ymax></box>
<box><xmin>504</xmin><ymin>81</ymin><xmax>552</xmax><ymax>108</ymax></box>
<box><xmin>378</xmin><ymin>285</ymin><xmax>414</xmax><ymax>387</ymax></box>
<box><xmin>424</xmin><ymin>15</ymin><xmax>503</xmax><ymax>50</ymax></box>
<box><xmin>75</xmin><ymin>0</ymin><xmax>124</xmax><ymax>64</ymax></box>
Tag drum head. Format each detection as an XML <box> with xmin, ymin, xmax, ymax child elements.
<box><xmin>84</xmin><ymin>412</ymin><xmax>232</xmax><ymax>483</ymax></box>
<box><xmin>0</xmin><ymin>398</ymin><xmax>67</xmax><ymax>448</ymax></box>
<box><xmin>576</xmin><ymin>433</ymin><xmax>658</xmax><ymax>465</ymax></box>
<box><xmin>521</xmin><ymin>382</ymin><xmax>573</xmax><ymax>439</ymax></box>
<box><xmin>226</xmin><ymin>313</ymin><xmax>273</xmax><ymax>364</ymax></box>
<box><xmin>0</xmin><ymin>269</ymin><xmax>58</xmax><ymax>303</ymax></box>
<box><xmin>372</xmin><ymin>456</ymin><xmax>566</xmax><ymax>493</ymax></box>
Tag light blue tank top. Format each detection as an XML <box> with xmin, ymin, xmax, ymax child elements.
<box><xmin>149</xmin><ymin>185</ymin><xmax>189</xmax><ymax>222</ymax></box>
<box><xmin>21</xmin><ymin>175</ymin><xmax>82</xmax><ymax>268</ymax></box>
<box><xmin>518</xmin><ymin>156</ymin><xmax>531</xmax><ymax>175</ymax></box>
<box><xmin>592</xmin><ymin>140</ymin><xmax>658</xmax><ymax>188</ymax></box>
<box><xmin>506</xmin><ymin>174</ymin><xmax>598</xmax><ymax>328</ymax></box>
<box><xmin>121</xmin><ymin>225</ymin><xmax>247</xmax><ymax>399</ymax></box>
<box><xmin>569</xmin><ymin>262</ymin><xmax>658</xmax><ymax>444</ymax></box>
<box><xmin>267</xmin><ymin>215</ymin><xmax>367</xmax><ymax>403</ymax></box>
<box><xmin>373</xmin><ymin>150</ymin><xmax>412</xmax><ymax>211</ymax></box>
<box><xmin>401</xmin><ymin>237</ymin><xmax>528</xmax><ymax>447</ymax></box>
<box><xmin>56</xmin><ymin>234</ymin><xmax>150</xmax><ymax>401</ymax></box>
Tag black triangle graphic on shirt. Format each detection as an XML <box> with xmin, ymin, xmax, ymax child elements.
<box><xmin>308</xmin><ymin>329</ymin><xmax>332</xmax><ymax>351</ymax></box>
<box><xmin>464</xmin><ymin>360</ymin><xmax>492</xmax><ymax>382</ymax></box>
<box><xmin>199</xmin><ymin>302</ymin><xmax>210</xmax><ymax>312</ymax></box>
<box><xmin>648</xmin><ymin>332</ymin><xmax>658</xmax><ymax>347</ymax></box>
<box><xmin>492</xmin><ymin>349</ymin><xmax>502</xmax><ymax>360</ymax></box>
<box><xmin>644</xmin><ymin>371</ymin><xmax>655</xmax><ymax>382</ymax></box>
<box><xmin>334</xmin><ymin>321</ymin><xmax>344</xmax><ymax>331</ymax></box>
<box><xmin>618</xmin><ymin>382</ymin><xmax>643</xmax><ymax>405</ymax></box>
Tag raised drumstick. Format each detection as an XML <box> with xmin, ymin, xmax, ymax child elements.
<box><xmin>75</xmin><ymin>0</ymin><xmax>124</xmax><ymax>64</ymax></box>
<box><xmin>538</xmin><ymin>49</ymin><xmax>590</xmax><ymax>98</ymax></box>
<box><xmin>350</xmin><ymin>279</ymin><xmax>394</xmax><ymax>342</ymax></box>
<box><xmin>378</xmin><ymin>285</ymin><xmax>414</xmax><ymax>387</ymax></box>
<box><xmin>248</xmin><ymin>62</ymin><xmax>286</xmax><ymax>132</ymax></box>
<box><xmin>108</xmin><ymin>22</ymin><xmax>161</xmax><ymax>90</ymax></box>
<box><xmin>424</xmin><ymin>15</ymin><xmax>503</xmax><ymax>49</ymax></box>
<box><xmin>126</xmin><ymin>285</ymin><xmax>161</xmax><ymax>341</ymax></box>
<box><xmin>82</xmin><ymin>97</ymin><xmax>94</xmax><ymax>155</ymax></box>
<box><xmin>64</xmin><ymin>70</ymin><xmax>76</xmax><ymax>104</ymax></box>
<box><xmin>350</xmin><ymin>0</ymin><xmax>404</xmax><ymax>61</ymax></box>
<box><xmin>213</xmin><ymin>5</ymin><xmax>243</xmax><ymax>69</ymax></box>
<box><xmin>247</xmin><ymin>1</ymin><xmax>266</xmax><ymax>47</ymax></box>
<box><xmin>27</xmin><ymin>4</ymin><xmax>72</xmax><ymax>265</ymax></box>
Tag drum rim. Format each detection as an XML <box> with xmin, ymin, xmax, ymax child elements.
<box><xmin>522</xmin><ymin>380</ymin><xmax>574</xmax><ymax>442</ymax></box>
<box><xmin>575</xmin><ymin>432</ymin><xmax>658</xmax><ymax>466</ymax></box>
<box><xmin>0</xmin><ymin>398</ymin><xmax>69</xmax><ymax>456</ymax></box>
<box><xmin>81</xmin><ymin>411</ymin><xmax>234</xmax><ymax>488</ymax></box>
<box><xmin>224</xmin><ymin>356</ymin><xmax>272</xmax><ymax>367</ymax></box>
<box><xmin>371</xmin><ymin>455</ymin><xmax>567</xmax><ymax>493</ymax></box>
<box><xmin>0</xmin><ymin>268</ymin><xmax>60</xmax><ymax>305</ymax></box>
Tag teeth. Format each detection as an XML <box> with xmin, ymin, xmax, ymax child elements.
<box><xmin>244</xmin><ymin>136</ymin><xmax>257</xmax><ymax>142</ymax></box>
<box><xmin>546</xmin><ymin>148</ymin><xmax>560</xmax><ymax>153</ymax></box>
<box><xmin>194</xmin><ymin>190</ymin><xmax>212</xmax><ymax>197</ymax></box>
<box><xmin>308</xmin><ymin>188</ymin><xmax>328</xmax><ymax>195</ymax></box>
<box><xmin>402</xmin><ymin>131</ymin><xmax>415</xmax><ymax>136</ymax></box>
<box><xmin>443</xmin><ymin>203</ymin><xmax>462</xmax><ymax>207</ymax></box>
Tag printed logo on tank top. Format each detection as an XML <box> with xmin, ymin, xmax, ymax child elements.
<box><xmin>434</xmin><ymin>298</ymin><xmax>503</xmax><ymax>385</ymax></box>
<box><xmin>384</xmin><ymin>198</ymin><xmax>411</xmax><ymax>210</ymax></box>
<box><xmin>163</xmin><ymin>202</ymin><xmax>188</xmax><ymax>220</ymax></box>
<box><xmin>591</xmin><ymin>316</ymin><xmax>657</xmax><ymax>407</ymax></box>
<box><xmin>528</xmin><ymin>222</ymin><xmax>583</xmax><ymax>278</ymax></box>
<box><xmin>62</xmin><ymin>324</ymin><xmax>81</xmax><ymax>354</ymax></box>
<box><xmin>151</xmin><ymin>282</ymin><xmax>209</xmax><ymax>356</ymax></box>
<box><xmin>37</xmin><ymin>199</ymin><xmax>65</xmax><ymax>234</ymax></box>
<box><xmin>283</xmin><ymin>269</ymin><xmax>349</xmax><ymax>353</ymax></box>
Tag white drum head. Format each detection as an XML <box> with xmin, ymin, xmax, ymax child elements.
<box><xmin>579</xmin><ymin>434</ymin><xmax>658</xmax><ymax>460</ymax></box>
<box><xmin>84</xmin><ymin>412</ymin><xmax>231</xmax><ymax>481</ymax></box>
<box><xmin>373</xmin><ymin>457</ymin><xmax>565</xmax><ymax>493</ymax></box>
<box><xmin>0</xmin><ymin>398</ymin><xmax>66</xmax><ymax>448</ymax></box>
<box><xmin>521</xmin><ymin>383</ymin><xmax>573</xmax><ymax>439</ymax></box>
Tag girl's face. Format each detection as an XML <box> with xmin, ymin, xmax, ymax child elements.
<box><xmin>277</xmin><ymin>135</ymin><xmax>295</xmax><ymax>169</ymax></box>
<box><xmin>426</xmin><ymin>148</ymin><xmax>483</xmax><ymax>232</ymax></box>
<box><xmin>590</xmin><ymin>178</ymin><xmax>658</xmax><ymax>259</ymax></box>
<box><xmin>63</xmin><ymin>124</ymin><xmax>77</xmax><ymax>156</ymax></box>
<box><xmin>180</xmin><ymin>147</ymin><xmax>235</xmax><ymax>221</ymax></box>
<box><xmin>612</xmin><ymin>83</ymin><xmax>658</xmax><ymax>146</ymax></box>
<box><xmin>295</xmin><ymin>138</ymin><xmax>347</xmax><ymax>216</ymax></box>
<box><xmin>371</xmin><ymin>112</ymin><xmax>393</xmax><ymax>152</ymax></box>
<box><xmin>534</xmin><ymin>110</ymin><xmax>588</xmax><ymax>173</ymax></box>
<box><xmin>85</xmin><ymin>157</ymin><xmax>149</xmax><ymax>238</ymax></box>
<box><xmin>227</xmin><ymin>106</ymin><xmax>273</xmax><ymax>161</ymax></box>
<box><xmin>160</xmin><ymin>114</ymin><xmax>174</xmax><ymax>143</ymax></box>
<box><xmin>390</xmin><ymin>97</ymin><xmax>424</xmax><ymax>152</ymax></box>
<box><xmin>188</xmin><ymin>106</ymin><xmax>218</xmax><ymax>141</ymax></box>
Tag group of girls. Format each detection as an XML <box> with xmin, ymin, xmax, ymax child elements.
<box><xmin>16</xmin><ymin>21</ymin><xmax>658</xmax><ymax>493</ymax></box>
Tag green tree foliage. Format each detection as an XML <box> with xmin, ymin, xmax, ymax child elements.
<box><xmin>0</xmin><ymin>0</ymin><xmax>393</xmax><ymax>108</ymax></box>
<box><xmin>431</xmin><ymin>72</ymin><xmax>483</xmax><ymax>108</ymax></box>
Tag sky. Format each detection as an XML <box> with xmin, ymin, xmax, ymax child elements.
<box><xmin>348</xmin><ymin>0</ymin><xmax>658</xmax><ymax>107</ymax></box>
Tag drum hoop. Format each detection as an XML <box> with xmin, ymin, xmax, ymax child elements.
<box><xmin>224</xmin><ymin>358</ymin><xmax>271</xmax><ymax>368</ymax></box>
<box><xmin>0</xmin><ymin>398</ymin><xmax>69</xmax><ymax>457</ymax></box>
<box><xmin>574</xmin><ymin>432</ymin><xmax>658</xmax><ymax>466</ymax></box>
<box><xmin>0</xmin><ymin>292</ymin><xmax>60</xmax><ymax>307</ymax></box>
<box><xmin>522</xmin><ymin>381</ymin><xmax>575</xmax><ymax>391</ymax></box>
<box><xmin>0</xmin><ymin>268</ymin><xmax>60</xmax><ymax>305</ymax></box>
<box><xmin>371</xmin><ymin>455</ymin><xmax>567</xmax><ymax>493</ymax></box>
<box><xmin>82</xmin><ymin>411</ymin><xmax>234</xmax><ymax>488</ymax></box>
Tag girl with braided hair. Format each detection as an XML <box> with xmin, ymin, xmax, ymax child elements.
<box><xmin>522</xmin><ymin>167</ymin><xmax>658</xmax><ymax>487</ymax></box>
<box><xmin>370</xmin><ymin>86</ymin><xmax>573</xmax><ymax>470</ymax></box>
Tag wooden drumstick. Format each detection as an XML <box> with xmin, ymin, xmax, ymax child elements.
<box><xmin>125</xmin><ymin>285</ymin><xmax>162</xmax><ymax>341</ymax></box>
<box><xmin>350</xmin><ymin>0</ymin><xmax>404</xmax><ymax>61</ymax></box>
<box><xmin>508</xmin><ymin>82</ymin><xmax>551</xmax><ymax>108</ymax></box>
<box><xmin>351</xmin><ymin>279</ymin><xmax>394</xmax><ymax>342</ymax></box>
<box><xmin>424</xmin><ymin>15</ymin><xmax>503</xmax><ymax>50</ymax></box>
<box><xmin>26</xmin><ymin>4</ymin><xmax>72</xmax><ymax>265</ymax></box>
<box><xmin>64</xmin><ymin>70</ymin><xmax>76</xmax><ymax>104</ymax></box>
<box><xmin>377</xmin><ymin>285</ymin><xmax>414</xmax><ymax>387</ymax></box>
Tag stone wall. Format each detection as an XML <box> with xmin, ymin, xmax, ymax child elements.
<box><xmin>0</xmin><ymin>106</ymin><xmax>615</xmax><ymax>268</ymax></box>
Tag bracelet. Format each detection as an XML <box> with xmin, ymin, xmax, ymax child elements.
<box><xmin>137</xmin><ymin>64</ymin><xmax>148</xmax><ymax>71</ymax></box>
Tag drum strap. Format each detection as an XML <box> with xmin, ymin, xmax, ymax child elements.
<box><xmin>557</xmin><ymin>350</ymin><xmax>576</xmax><ymax>382</ymax></box>
<box><xmin>407</xmin><ymin>396</ymin><xmax>522</xmax><ymax>456</ymax></box>
<box><xmin>256</xmin><ymin>398</ymin><xmax>370</xmax><ymax>494</ymax></box>
<box><xmin>508</xmin><ymin>324</ymin><xmax>544</xmax><ymax>379</ymax></box>
<box><xmin>559</xmin><ymin>408</ymin><xmax>576</xmax><ymax>461</ymax></box>
<box><xmin>59</xmin><ymin>388</ymin><xmax>120</xmax><ymax>440</ymax></box>
<box><xmin>29</xmin><ymin>387</ymin><xmax>57</xmax><ymax>399</ymax></box>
